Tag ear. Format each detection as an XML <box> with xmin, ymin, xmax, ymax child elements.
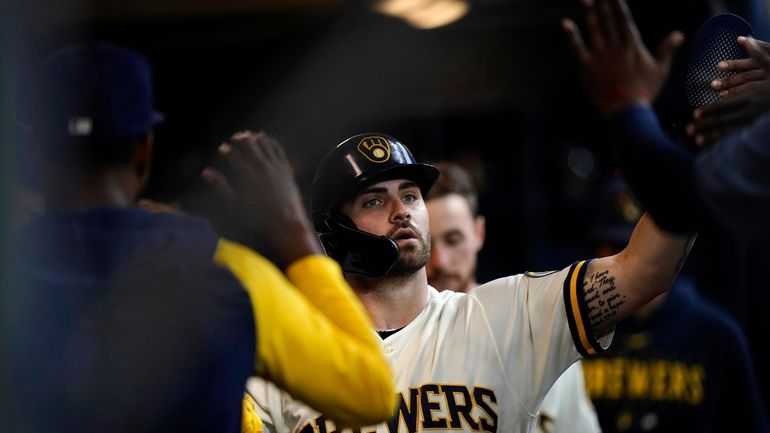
<box><xmin>132</xmin><ymin>132</ymin><xmax>154</xmax><ymax>185</ymax></box>
<box><xmin>474</xmin><ymin>214</ymin><xmax>486</xmax><ymax>251</ymax></box>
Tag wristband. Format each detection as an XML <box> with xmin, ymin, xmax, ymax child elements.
<box><xmin>596</xmin><ymin>86</ymin><xmax>653</xmax><ymax>116</ymax></box>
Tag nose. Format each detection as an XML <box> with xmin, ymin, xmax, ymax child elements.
<box><xmin>389</xmin><ymin>199</ymin><xmax>411</xmax><ymax>224</ymax></box>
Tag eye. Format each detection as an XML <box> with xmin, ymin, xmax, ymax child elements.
<box><xmin>362</xmin><ymin>198</ymin><xmax>382</xmax><ymax>209</ymax></box>
<box><xmin>445</xmin><ymin>231</ymin><xmax>465</xmax><ymax>246</ymax></box>
<box><xmin>402</xmin><ymin>193</ymin><xmax>418</xmax><ymax>203</ymax></box>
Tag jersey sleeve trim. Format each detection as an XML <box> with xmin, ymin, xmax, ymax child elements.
<box><xmin>563</xmin><ymin>260</ymin><xmax>604</xmax><ymax>357</ymax></box>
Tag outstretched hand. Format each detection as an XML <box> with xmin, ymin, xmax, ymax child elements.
<box><xmin>562</xmin><ymin>0</ymin><xmax>685</xmax><ymax>117</ymax></box>
<box><xmin>202</xmin><ymin>131</ymin><xmax>322</xmax><ymax>266</ymax></box>
<box><xmin>687</xmin><ymin>37</ymin><xmax>770</xmax><ymax>147</ymax></box>
<box><xmin>710</xmin><ymin>37</ymin><xmax>770</xmax><ymax>97</ymax></box>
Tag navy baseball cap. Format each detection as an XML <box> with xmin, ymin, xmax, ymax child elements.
<box><xmin>589</xmin><ymin>178</ymin><xmax>644</xmax><ymax>245</ymax></box>
<box><xmin>31</xmin><ymin>42</ymin><xmax>164</xmax><ymax>139</ymax></box>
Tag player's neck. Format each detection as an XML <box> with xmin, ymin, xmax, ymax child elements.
<box><xmin>348</xmin><ymin>267</ymin><xmax>430</xmax><ymax>331</ymax></box>
<box><xmin>462</xmin><ymin>278</ymin><xmax>478</xmax><ymax>293</ymax></box>
<box><xmin>45</xmin><ymin>168</ymin><xmax>137</xmax><ymax>212</ymax></box>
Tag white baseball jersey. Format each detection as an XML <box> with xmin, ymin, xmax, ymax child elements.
<box><xmin>536</xmin><ymin>362</ymin><xmax>600</xmax><ymax>433</ymax></box>
<box><xmin>249</xmin><ymin>260</ymin><xmax>611</xmax><ymax>433</ymax></box>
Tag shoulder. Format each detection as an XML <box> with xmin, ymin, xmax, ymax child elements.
<box><xmin>470</xmin><ymin>264</ymin><xmax>575</xmax><ymax>299</ymax></box>
<box><xmin>666</xmin><ymin>281</ymin><xmax>749</xmax><ymax>347</ymax></box>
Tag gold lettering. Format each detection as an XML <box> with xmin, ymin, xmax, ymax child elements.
<box><xmin>584</xmin><ymin>358</ymin><xmax>706</xmax><ymax>405</ymax></box>
<box><xmin>650</xmin><ymin>361</ymin><xmax>667</xmax><ymax>400</ymax></box>
<box><xmin>606</xmin><ymin>358</ymin><xmax>624</xmax><ymax>399</ymax></box>
<box><xmin>668</xmin><ymin>362</ymin><xmax>687</xmax><ymax>401</ymax></box>
<box><xmin>582</xmin><ymin>360</ymin><xmax>607</xmax><ymax>398</ymax></box>
<box><xmin>687</xmin><ymin>365</ymin><xmax>705</xmax><ymax>405</ymax></box>
<box><xmin>626</xmin><ymin>360</ymin><xmax>649</xmax><ymax>399</ymax></box>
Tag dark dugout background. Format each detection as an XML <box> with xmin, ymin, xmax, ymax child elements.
<box><xmin>4</xmin><ymin>0</ymin><xmax>769</xmax><ymax>413</ymax></box>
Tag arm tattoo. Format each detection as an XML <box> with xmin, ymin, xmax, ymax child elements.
<box><xmin>583</xmin><ymin>269</ymin><xmax>626</xmax><ymax>335</ymax></box>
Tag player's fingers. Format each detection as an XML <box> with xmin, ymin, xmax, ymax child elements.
<box><xmin>264</xmin><ymin>134</ymin><xmax>290</xmax><ymax>166</ymax></box>
<box><xmin>694</xmin><ymin>96</ymin><xmax>748</xmax><ymax>118</ymax></box>
<box><xmin>745</xmin><ymin>36</ymin><xmax>770</xmax><ymax>71</ymax></box>
<box><xmin>201</xmin><ymin>166</ymin><xmax>238</xmax><ymax>202</ymax></box>
<box><xmin>694</xmin><ymin>130</ymin><xmax>723</xmax><ymax>147</ymax></box>
<box><xmin>717</xmin><ymin>57</ymin><xmax>759</xmax><ymax>73</ymax></box>
<box><xmin>253</xmin><ymin>131</ymin><xmax>285</xmax><ymax>163</ymax></box>
<box><xmin>719</xmin><ymin>80</ymin><xmax>765</xmax><ymax>98</ymax></box>
<box><xmin>737</xmin><ymin>35</ymin><xmax>770</xmax><ymax>54</ymax></box>
<box><xmin>562</xmin><ymin>18</ymin><xmax>592</xmax><ymax>63</ymax></box>
<box><xmin>597</xmin><ymin>0</ymin><xmax>618</xmax><ymax>48</ymax></box>
<box><xmin>585</xmin><ymin>1</ymin><xmax>606</xmax><ymax>53</ymax></box>
<box><xmin>231</xmin><ymin>130</ymin><xmax>270</xmax><ymax>167</ymax></box>
<box><xmin>711</xmin><ymin>69</ymin><xmax>767</xmax><ymax>93</ymax></box>
<box><xmin>607</xmin><ymin>0</ymin><xmax>630</xmax><ymax>45</ymax></box>
<box><xmin>655</xmin><ymin>31</ymin><xmax>685</xmax><ymax>70</ymax></box>
<box><xmin>616</xmin><ymin>0</ymin><xmax>643</xmax><ymax>46</ymax></box>
<box><xmin>215</xmin><ymin>141</ymin><xmax>255</xmax><ymax>190</ymax></box>
<box><xmin>691</xmin><ymin>104</ymin><xmax>752</xmax><ymax>136</ymax></box>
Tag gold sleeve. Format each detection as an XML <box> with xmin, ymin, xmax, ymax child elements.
<box><xmin>214</xmin><ymin>239</ymin><xmax>396</xmax><ymax>427</ymax></box>
<box><xmin>241</xmin><ymin>393</ymin><xmax>262</xmax><ymax>433</ymax></box>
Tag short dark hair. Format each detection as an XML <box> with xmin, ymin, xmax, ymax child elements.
<box><xmin>425</xmin><ymin>162</ymin><xmax>479</xmax><ymax>215</ymax></box>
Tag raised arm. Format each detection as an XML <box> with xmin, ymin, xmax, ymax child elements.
<box><xmin>583</xmin><ymin>213</ymin><xmax>695</xmax><ymax>337</ymax></box>
<box><xmin>562</xmin><ymin>0</ymin><xmax>699</xmax><ymax>233</ymax></box>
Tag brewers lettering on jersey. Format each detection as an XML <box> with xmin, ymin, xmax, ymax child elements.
<box><xmin>249</xmin><ymin>262</ymin><xmax>610</xmax><ymax>433</ymax></box>
<box><xmin>248</xmin><ymin>132</ymin><xmax>694</xmax><ymax>433</ymax></box>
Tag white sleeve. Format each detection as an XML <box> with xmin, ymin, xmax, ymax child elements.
<box><xmin>470</xmin><ymin>260</ymin><xmax>611</xmax><ymax>412</ymax></box>
<box><xmin>537</xmin><ymin>362</ymin><xmax>601</xmax><ymax>433</ymax></box>
<box><xmin>247</xmin><ymin>377</ymin><xmax>282</xmax><ymax>433</ymax></box>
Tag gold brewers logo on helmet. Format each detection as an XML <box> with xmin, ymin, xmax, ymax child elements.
<box><xmin>357</xmin><ymin>136</ymin><xmax>391</xmax><ymax>163</ymax></box>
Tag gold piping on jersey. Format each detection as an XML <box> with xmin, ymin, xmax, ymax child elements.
<box><xmin>563</xmin><ymin>260</ymin><xmax>604</xmax><ymax>357</ymax></box>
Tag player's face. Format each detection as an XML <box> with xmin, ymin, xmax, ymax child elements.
<box><xmin>426</xmin><ymin>194</ymin><xmax>485</xmax><ymax>293</ymax></box>
<box><xmin>342</xmin><ymin>178</ymin><xmax>431</xmax><ymax>276</ymax></box>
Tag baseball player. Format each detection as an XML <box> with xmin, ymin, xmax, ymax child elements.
<box><xmin>425</xmin><ymin>162</ymin><xmax>600</xmax><ymax>433</ymax></box>
<box><xmin>248</xmin><ymin>133</ymin><xmax>693</xmax><ymax>433</ymax></box>
<box><xmin>4</xmin><ymin>44</ymin><xmax>394</xmax><ymax>433</ymax></box>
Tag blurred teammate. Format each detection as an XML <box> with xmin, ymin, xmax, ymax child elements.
<box><xmin>562</xmin><ymin>0</ymin><xmax>770</xmax><ymax>409</ymax></box>
<box><xmin>250</xmin><ymin>132</ymin><xmax>693</xmax><ymax>433</ymax></box>
<box><xmin>562</xmin><ymin>0</ymin><xmax>770</xmax><ymax>238</ymax></box>
<box><xmin>425</xmin><ymin>161</ymin><xmax>600</xmax><ymax>433</ymax></box>
<box><xmin>2</xmin><ymin>43</ymin><xmax>394</xmax><ymax>433</ymax></box>
<box><xmin>581</xmin><ymin>178</ymin><xmax>769</xmax><ymax>433</ymax></box>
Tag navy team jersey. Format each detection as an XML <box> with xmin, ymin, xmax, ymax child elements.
<box><xmin>582</xmin><ymin>279</ymin><xmax>770</xmax><ymax>433</ymax></box>
<box><xmin>4</xmin><ymin>207</ymin><xmax>256</xmax><ymax>433</ymax></box>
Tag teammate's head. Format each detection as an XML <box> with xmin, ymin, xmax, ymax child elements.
<box><xmin>311</xmin><ymin>133</ymin><xmax>439</xmax><ymax>277</ymax></box>
<box><xmin>424</xmin><ymin>162</ymin><xmax>485</xmax><ymax>293</ymax></box>
<box><xmin>589</xmin><ymin>177</ymin><xmax>643</xmax><ymax>257</ymax></box>
<box><xmin>27</xmin><ymin>43</ymin><xmax>164</xmax><ymax>207</ymax></box>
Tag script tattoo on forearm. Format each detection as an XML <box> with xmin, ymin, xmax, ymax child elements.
<box><xmin>583</xmin><ymin>269</ymin><xmax>626</xmax><ymax>336</ymax></box>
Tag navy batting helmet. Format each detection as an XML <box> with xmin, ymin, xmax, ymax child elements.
<box><xmin>311</xmin><ymin>133</ymin><xmax>439</xmax><ymax>277</ymax></box>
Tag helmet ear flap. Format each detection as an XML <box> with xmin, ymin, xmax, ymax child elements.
<box><xmin>317</xmin><ymin>213</ymin><xmax>399</xmax><ymax>277</ymax></box>
<box><xmin>321</xmin><ymin>213</ymin><xmax>357</xmax><ymax>233</ymax></box>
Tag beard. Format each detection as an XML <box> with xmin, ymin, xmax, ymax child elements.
<box><xmin>386</xmin><ymin>227</ymin><xmax>431</xmax><ymax>278</ymax></box>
